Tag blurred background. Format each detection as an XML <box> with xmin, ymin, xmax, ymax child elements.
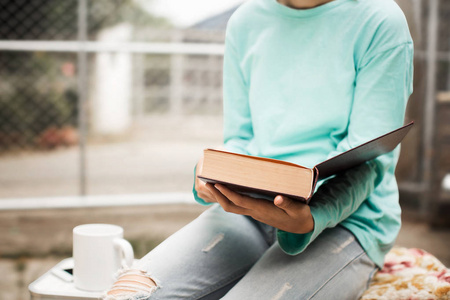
<box><xmin>0</xmin><ymin>0</ymin><xmax>449</xmax><ymax>299</ymax></box>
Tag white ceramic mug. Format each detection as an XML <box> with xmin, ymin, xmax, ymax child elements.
<box><xmin>73</xmin><ymin>224</ymin><xmax>134</xmax><ymax>291</ymax></box>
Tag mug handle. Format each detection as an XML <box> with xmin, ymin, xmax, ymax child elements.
<box><xmin>113</xmin><ymin>238</ymin><xmax>134</xmax><ymax>268</ymax></box>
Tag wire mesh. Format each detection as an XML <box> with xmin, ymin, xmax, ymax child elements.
<box><xmin>0</xmin><ymin>0</ymin><xmax>225</xmax><ymax>152</ymax></box>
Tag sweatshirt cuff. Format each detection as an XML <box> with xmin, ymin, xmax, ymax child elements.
<box><xmin>277</xmin><ymin>205</ymin><xmax>329</xmax><ymax>255</ymax></box>
<box><xmin>192</xmin><ymin>165</ymin><xmax>214</xmax><ymax>206</ymax></box>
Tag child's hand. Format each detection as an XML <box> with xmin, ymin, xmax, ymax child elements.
<box><xmin>194</xmin><ymin>156</ymin><xmax>217</xmax><ymax>203</ymax></box>
<box><xmin>206</xmin><ymin>184</ymin><xmax>314</xmax><ymax>234</ymax></box>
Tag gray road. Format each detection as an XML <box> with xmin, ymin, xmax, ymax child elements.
<box><xmin>0</xmin><ymin>115</ymin><xmax>223</xmax><ymax>199</ymax></box>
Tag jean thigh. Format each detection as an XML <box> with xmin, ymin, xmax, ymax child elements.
<box><xmin>135</xmin><ymin>204</ymin><xmax>271</xmax><ymax>300</ymax></box>
<box><xmin>222</xmin><ymin>226</ymin><xmax>377</xmax><ymax>300</ymax></box>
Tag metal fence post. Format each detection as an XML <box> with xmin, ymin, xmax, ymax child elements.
<box><xmin>77</xmin><ymin>0</ymin><xmax>88</xmax><ymax>196</ymax></box>
<box><xmin>422</xmin><ymin>0</ymin><xmax>439</xmax><ymax>217</ymax></box>
<box><xmin>170</xmin><ymin>30</ymin><xmax>184</xmax><ymax>116</ymax></box>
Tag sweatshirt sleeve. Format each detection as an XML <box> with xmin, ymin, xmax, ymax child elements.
<box><xmin>278</xmin><ymin>160</ymin><xmax>378</xmax><ymax>254</ymax></box>
<box><xmin>325</xmin><ymin>7</ymin><xmax>414</xmax><ymax>182</ymax></box>
<box><xmin>222</xmin><ymin>23</ymin><xmax>253</xmax><ymax>155</ymax></box>
<box><xmin>277</xmin><ymin>37</ymin><xmax>413</xmax><ymax>255</ymax></box>
<box><xmin>192</xmin><ymin>22</ymin><xmax>253</xmax><ymax>205</ymax></box>
<box><xmin>192</xmin><ymin>164</ymin><xmax>214</xmax><ymax>206</ymax></box>
<box><xmin>327</xmin><ymin>41</ymin><xmax>413</xmax><ymax>183</ymax></box>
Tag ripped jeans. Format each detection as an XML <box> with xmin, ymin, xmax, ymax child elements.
<box><xmin>121</xmin><ymin>204</ymin><xmax>377</xmax><ymax>299</ymax></box>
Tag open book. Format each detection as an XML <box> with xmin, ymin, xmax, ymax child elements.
<box><xmin>197</xmin><ymin>122</ymin><xmax>414</xmax><ymax>203</ymax></box>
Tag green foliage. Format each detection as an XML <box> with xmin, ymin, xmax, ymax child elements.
<box><xmin>0</xmin><ymin>52</ymin><xmax>77</xmax><ymax>149</ymax></box>
<box><xmin>0</xmin><ymin>0</ymin><xmax>172</xmax><ymax>40</ymax></box>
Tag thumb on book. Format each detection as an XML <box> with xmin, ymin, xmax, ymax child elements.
<box><xmin>274</xmin><ymin>195</ymin><xmax>294</xmax><ymax>211</ymax></box>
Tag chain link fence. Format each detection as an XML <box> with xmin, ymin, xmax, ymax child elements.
<box><xmin>0</xmin><ymin>0</ymin><xmax>226</xmax><ymax>152</ymax></box>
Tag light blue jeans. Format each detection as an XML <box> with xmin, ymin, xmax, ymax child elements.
<box><xmin>130</xmin><ymin>204</ymin><xmax>377</xmax><ymax>299</ymax></box>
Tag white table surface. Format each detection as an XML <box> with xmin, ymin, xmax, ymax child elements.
<box><xmin>29</xmin><ymin>258</ymin><xmax>138</xmax><ymax>300</ymax></box>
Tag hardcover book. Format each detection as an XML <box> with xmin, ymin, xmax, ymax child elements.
<box><xmin>197</xmin><ymin>122</ymin><xmax>414</xmax><ymax>203</ymax></box>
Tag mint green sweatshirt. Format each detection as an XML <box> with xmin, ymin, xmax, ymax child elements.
<box><xmin>194</xmin><ymin>0</ymin><xmax>413</xmax><ymax>268</ymax></box>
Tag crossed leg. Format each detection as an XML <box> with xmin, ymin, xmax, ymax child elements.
<box><xmin>103</xmin><ymin>204</ymin><xmax>274</xmax><ymax>299</ymax></box>
<box><xmin>103</xmin><ymin>204</ymin><xmax>377</xmax><ymax>300</ymax></box>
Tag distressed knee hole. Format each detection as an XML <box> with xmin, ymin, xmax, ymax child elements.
<box><xmin>103</xmin><ymin>269</ymin><xmax>159</xmax><ymax>300</ymax></box>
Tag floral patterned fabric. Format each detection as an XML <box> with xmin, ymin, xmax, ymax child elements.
<box><xmin>361</xmin><ymin>247</ymin><xmax>450</xmax><ymax>300</ymax></box>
